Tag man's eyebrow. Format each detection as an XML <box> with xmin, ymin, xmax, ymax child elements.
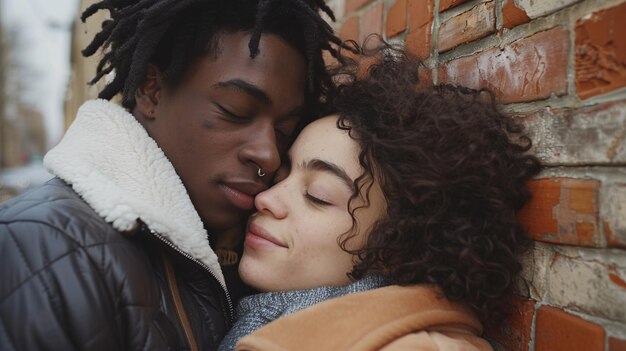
<box><xmin>305</xmin><ymin>158</ymin><xmax>353</xmax><ymax>189</ymax></box>
<box><xmin>215</xmin><ymin>79</ymin><xmax>271</xmax><ymax>105</ymax></box>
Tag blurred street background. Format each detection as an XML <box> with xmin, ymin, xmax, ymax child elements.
<box><xmin>0</xmin><ymin>0</ymin><xmax>102</xmax><ymax>202</ymax></box>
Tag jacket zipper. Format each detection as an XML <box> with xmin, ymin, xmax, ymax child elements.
<box><xmin>162</xmin><ymin>250</ymin><xmax>200</xmax><ymax>351</ymax></box>
<box><xmin>141</xmin><ymin>224</ymin><xmax>234</xmax><ymax>328</ymax></box>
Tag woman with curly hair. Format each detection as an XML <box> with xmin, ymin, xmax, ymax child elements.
<box><xmin>219</xmin><ymin>47</ymin><xmax>541</xmax><ymax>351</ymax></box>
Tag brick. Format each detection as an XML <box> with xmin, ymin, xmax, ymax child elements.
<box><xmin>517</xmin><ymin>243</ymin><xmax>552</xmax><ymax>300</ymax></box>
<box><xmin>535</xmin><ymin>306</ymin><xmax>605</xmax><ymax>351</ymax></box>
<box><xmin>416</xmin><ymin>68</ymin><xmax>433</xmax><ymax>92</ymax></box>
<box><xmin>604</xmin><ymin>184</ymin><xmax>626</xmax><ymax>249</ymax></box>
<box><xmin>514</xmin><ymin>0</ymin><xmax>583</xmax><ymax>18</ymax></box>
<box><xmin>547</xmin><ymin>250</ymin><xmax>626</xmax><ymax>322</ymax></box>
<box><xmin>517</xmin><ymin>178</ymin><xmax>601</xmax><ymax>247</ymax></box>
<box><xmin>386</xmin><ymin>0</ymin><xmax>407</xmax><ymax>37</ymax></box>
<box><xmin>519</xmin><ymin>101</ymin><xmax>626</xmax><ymax>165</ymax></box>
<box><xmin>360</xmin><ymin>2</ymin><xmax>383</xmax><ymax>44</ymax></box>
<box><xmin>439</xmin><ymin>0</ymin><xmax>467</xmax><ymax>12</ymax></box>
<box><xmin>345</xmin><ymin>0</ymin><xmax>372</xmax><ymax>13</ymax></box>
<box><xmin>606</xmin><ymin>221</ymin><xmax>626</xmax><ymax>250</ymax></box>
<box><xmin>406</xmin><ymin>0</ymin><xmax>433</xmax><ymax>59</ymax></box>
<box><xmin>408</xmin><ymin>0</ymin><xmax>434</xmax><ymax>29</ymax></box>
<box><xmin>340</xmin><ymin>16</ymin><xmax>360</xmax><ymax>42</ymax></box>
<box><xmin>502</xmin><ymin>0</ymin><xmax>530</xmax><ymax>29</ymax></box>
<box><xmin>609</xmin><ymin>337</ymin><xmax>626</xmax><ymax>351</ymax></box>
<box><xmin>406</xmin><ymin>23</ymin><xmax>431</xmax><ymax>59</ymax></box>
<box><xmin>575</xmin><ymin>2</ymin><xmax>626</xmax><ymax>100</ymax></box>
<box><xmin>439</xmin><ymin>27</ymin><xmax>569</xmax><ymax>104</ymax></box>
<box><xmin>609</xmin><ymin>266</ymin><xmax>626</xmax><ymax>291</ymax></box>
<box><xmin>485</xmin><ymin>297</ymin><xmax>534</xmax><ymax>351</ymax></box>
<box><xmin>439</xmin><ymin>1</ymin><xmax>495</xmax><ymax>52</ymax></box>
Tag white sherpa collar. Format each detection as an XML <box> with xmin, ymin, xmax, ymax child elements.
<box><xmin>44</xmin><ymin>99</ymin><xmax>225</xmax><ymax>287</ymax></box>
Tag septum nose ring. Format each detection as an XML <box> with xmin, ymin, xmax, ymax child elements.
<box><xmin>257</xmin><ymin>167</ymin><xmax>266</xmax><ymax>177</ymax></box>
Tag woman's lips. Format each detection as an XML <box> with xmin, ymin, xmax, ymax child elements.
<box><xmin>245</xmin><ymin>222</ymin><xmax>287</xmax><ymax>249</ymax></box>
<box><xmin>219</xmin><ymin>184</ymin><xmax>255</xmax><ymax>210</ymax></box>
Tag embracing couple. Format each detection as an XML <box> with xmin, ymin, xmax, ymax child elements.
<box><xmin>0</xmin><ymin>1</ymin><xmax>540</xmax><ymax>350</ymax></box>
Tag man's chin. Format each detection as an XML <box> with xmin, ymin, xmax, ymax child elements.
<box><xmin>201</xmin><ymin>209</ymin><xmax>249</xmax><ymax>235</ymax></box>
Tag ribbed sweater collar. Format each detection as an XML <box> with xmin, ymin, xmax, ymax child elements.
<box><xmin>219</xmin><ymin>275</ymin><xmax>389</xmax><ymax>351</ymax></box>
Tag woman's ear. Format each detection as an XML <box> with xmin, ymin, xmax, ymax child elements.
<box><xmin>134</xmin><ymin>64</ymin><xmax>162</xmax><ymax>120</ymax></box>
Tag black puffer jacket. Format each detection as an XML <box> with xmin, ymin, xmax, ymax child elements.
<box><xmin>0</xmin><ymin>178</ymin><xmax>231</xmax><ymax>350</ymax></box>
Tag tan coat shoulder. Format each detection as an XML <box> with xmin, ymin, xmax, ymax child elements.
<box><xmin>236</xmin><ymin>284</ymin><xmax>493</xmax><ymax>351</ymax></box>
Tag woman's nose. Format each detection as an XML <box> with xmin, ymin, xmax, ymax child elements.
<box><xmin>254</xmin><ymin>183</ymin><xmax>288</xmax><ymax>219</ymax></box>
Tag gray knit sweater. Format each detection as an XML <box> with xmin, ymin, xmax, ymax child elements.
<box><xmin>218</xmin><ymin>275</ymin><xmax>389</xmax><ymax>351</ymax></box>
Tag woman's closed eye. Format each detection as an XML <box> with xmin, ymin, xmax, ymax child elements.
<box><xmin>305</xmin><ymin>192</ymin><xmax>332</xmax><ymax>207</ymax></box>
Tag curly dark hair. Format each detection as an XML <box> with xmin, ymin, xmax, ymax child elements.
<box><xmin>81</xmin><ymin>0</ymin><xmax>343</xmax><ymax>117</ymax></box>
<box><xmin>332</xmin><ymin>45</ymin><xmax>541</xmax><ymax>323</ymax></box>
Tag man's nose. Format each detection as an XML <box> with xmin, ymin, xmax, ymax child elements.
<box><xmin>239</xmin><ymin>124</ymin><xmax>281</xmax><ymax>177</ymax></box>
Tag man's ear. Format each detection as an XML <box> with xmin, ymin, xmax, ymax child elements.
<box><xmin>135</xmin><ymin>64</ymin><xmax>162</xmax><ymax>120</ymax></box>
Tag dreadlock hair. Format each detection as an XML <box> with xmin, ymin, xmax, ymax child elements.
<box><xmin>81</xmin><ymin>0</ymin><xmax>344</xmax><ymax>117</ymax></box>
<box><xmin>330</xmin><ymin>41</ymin><xmax>541</xmax><ymax>324</ymax></box>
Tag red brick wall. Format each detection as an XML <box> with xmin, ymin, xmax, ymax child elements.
<box><xmin>328</xmin><ymin>0</ymin><xmax>626</xmax><ymax>350</ymax></box>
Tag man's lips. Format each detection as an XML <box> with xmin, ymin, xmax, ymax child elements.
<box><xmin>219</xmin><ymin>180</ymin><xmax>267</xmax><ymax>210</ymax></box>
<box><xmin>245</xmin><ymin>222</ymin><xmax>287</xmax><ymax>248</ymax></box>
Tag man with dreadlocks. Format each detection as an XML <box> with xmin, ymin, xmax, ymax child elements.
<box><xmin>0</xmin><ymin>1</ymin><xmax>342</xmax><ymax>350</ymax></box>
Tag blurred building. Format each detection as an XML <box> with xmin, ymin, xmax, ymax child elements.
<box><xmin>64</xmin><ymin>0</ymin><xmax>110</xmax><ymax>129</ymax></box>
<box><xmin>2</xmin><ymin>104</ymin><xmax>46</xmax><ymax>167</ymax></box>
<box><xmin>0</xmin><ymin>4</ymin><xmax>5</xmax><ymax>168</ymax></box>
<box><xmin>0</xmin><ymin>6</ymin><xmax>47</xmax><ymax>169</ymax></box>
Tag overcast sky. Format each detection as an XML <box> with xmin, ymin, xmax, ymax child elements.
<box><xmin>1</xmin><ymin>0</ymin><xmax>78</xmax><ymax>148</ymax></box>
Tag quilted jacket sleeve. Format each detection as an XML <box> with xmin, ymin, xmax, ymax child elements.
<box><xmin>0</xmin><ymin>181</ymin><xmax>169</xmax><ymax>351</ymax></box>
<box><xmin>0</xmin><ymin>218</ymin><xmax>124</xmax><ymax>351</ymax></box>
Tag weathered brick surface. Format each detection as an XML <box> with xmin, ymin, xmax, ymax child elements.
<box><xmin>440</xmin><ymin>27</ymin><xmax>569</xmax><ymax>104</ymax></box>
<box><xmin>547</xmin><ymin>249</ymin><xmax>626</xmax><ymax>322</ymax></box>
<box><xmin>386</xmin><ymin>0</ymin><xmax>407</xmax><ymax>37</ymax></box>
<box><xmin>406</xmin><ymin>23</ymin><xmax>431</xmax><ymax>59</ymax></box>
<box><xmin>609</xmin><ymin>337</ymin><xmax>626</xmax><ymax>351</ymax></box>
<box><xmin>535</xmin><ymin>306</ymin><xmax>605</xmax><ymax>351</ymax></box>
<box><xmin>408</xmin><ymin>0</ymin><xmax>433</xmax><ymax>29</ymax></box>
<box><xmin>345</xmin><ymin>0</ymin><xmax>371</xmax><ymax>13</ymax></box>
<box><xmin>518</xmin><ymin>244</ymin><xmax>552</xmax><ymax>300</ymax></box>
<box><xmin>439</xmin><ymin>0</ymin><xmax>467</xmax><ymax>12</ymax></box>
<box><xmin>520</xmin><ymin>101</ymin><xmax>626</xmax><ymax>165</ymax></box>
<box><xmin>340</xmin><ymin>15</ymin><xmax>360</xmax><ymax>41</ymax></box>
<box><xmin>360</xmin><ymin>1</ymin><xmax>383</xmax><ymax>43</ymax></box>
<box><xmin>326</xmin><ymin>0</ymin><xmax>345</xmax><ymax>19</ymax></box>
<box><xmin>502</xmin><ymin>0</ymin><xmax>530</xmax><ymax>29</ymax></box>
<box><xmin>513</xmin><ymin>0</ymin><xmax>583</xmax><ymax>18</ymax></box>
<box><xmin>439</xmin><ymin>1</ymin><xmax>496</xmax><ymax>52</ymax></box>
<box><xmin>575</xmin><ymin>1</ymin><xmax>626</xmax><ymax>100</ymax></box>
<box><xmin>603</xmin><ymin>183</ymin><xmax>626</xmax><ymax>249</ymax></box>
<box><xmin>406</xmin><ymin>0</ymin><xmax>433</xmax><ymax>59</ymax></box>
<box><xmin>416</xmin><ymin>67</ymin><xmax>433</xmax><ymax>92</ymax></box>
<box><xmin>334</xmin><ymin>0</ymin><xmax>626</xmax><ymax>347</ymax></box>
<box><xmin>485</xmin><ymin>298</ymin><xmax>534</xmax><ymax>351</ymax></box>
<box><xmin>517</xmin><ymin>178</ymin><xmax>601</xmax><ymax>247</ymax></box>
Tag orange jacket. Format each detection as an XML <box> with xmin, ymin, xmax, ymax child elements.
<box><xmin>236</xmin><ymin>284</ymin><xmax>493</xmax><ymax>351</ymax></box>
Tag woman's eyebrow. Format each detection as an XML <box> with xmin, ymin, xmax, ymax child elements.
<box><xmin>304</xmin><ymin>158</ymin><xmax>353</xmax><ymax>189</ymax></box>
